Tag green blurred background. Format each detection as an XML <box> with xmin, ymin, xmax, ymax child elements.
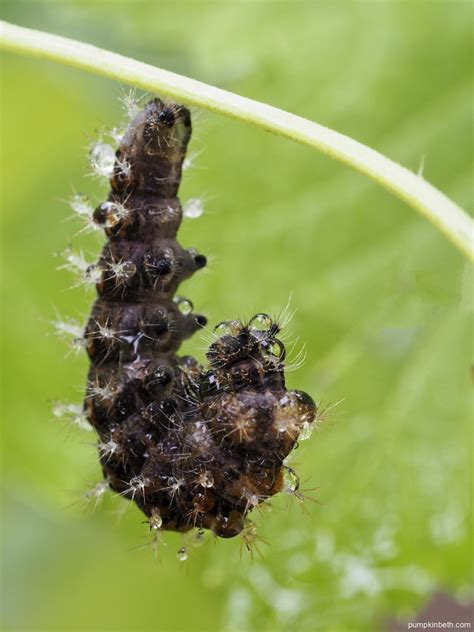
<box><xmin>1</xmin><ymin>1</ymin><xmax>472</xmax><ymax>630</ymax></box>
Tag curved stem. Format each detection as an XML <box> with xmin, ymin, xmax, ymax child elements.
<box><xmin>1</xmin><ymin>20</ymin><xmax>472</xmax><ymax>261</ymax></box>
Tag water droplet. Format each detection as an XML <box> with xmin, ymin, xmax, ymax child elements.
<box><xmin>121</xmin><ymin>90</ymin><xmax>140</xmax><ymax>119</ymax></box>
<box><xmin>69</xmin><ymin>193</ymin><xmax>93</xmax><ymax>217</ymax></box>
<box><xmin>246</xmin><ymin>493</ymin><xmax>260</xmax><ymax>507</ymax></box>
<box><xmin>85</xmin><ymin>264</ymin><xmax>102</xmax><ymax>284</ymax></box>
<box><xmin>96</xmin><ymin>323</ymin><xmax>116</xmax><ymax>340</ymax></box>
<box><xmin>93</xmin><ymin>201</ymin><xmax>128</xmax><ymax>227</ymax></box>
<box><xmin>52</xmin><ymin>402</ymin><xmax>92</xmax><ymax>431</ymax></box>
<box><xmin>299</xmin><ymin>421</ymin><xmax>313</xmax><ymax>441</ymax></box>
<box><xmin>283</xmin><ymin>467</ymin><xmax>300</xmax><ymax>494</ymax></box>
<box><xmin>172</xmin><ymin>475</ymin><xmax>185</xmax><ymax>489</ymax></box>
<box><xmin>149</xmin><ymin>508</ymin><xmax>162</xmax><ymax>530</ymax></box>
<box><xmin>88</xmin><ymin>380</ymin><xmax>116</xmax><ymax>401</ymax></box>
<box><xmin>211</xmin><ymin>512</ymin><xmax>244</xmax><ymax>538</ymax></box>
<box><xmin>177</xmin><ymin>546</ymin><xmax>188</xmax><ymax>561</ymax></box>
<box><xmin>198</xmin><ymin>471</ymin><xmax>214</xmax><ymax>488</ymax></box>
<box><xmin>71</xmin><ymin>337</ymin><xmax>87</xmax><ymax>353</ymax></box>
<box><xmin>183</xmin><ymin>198</ymin><xmax>203</xmax><ymax>218</ymax></box>
<box><xmin>261</xmin><ymin>339</ymin><xmax>286</xmax><ymax>360</ymax></box>
<box><xmin>182</xmin><ymin>151</ymin><xmax>201</xmax><ymax>172</ymax></box>
<box><xmin>249</xmin><ymin>313</ymin><xmax>273</xmax><ymax>332</ymax></box>
<box><xmin>246</xmin><ymin>522</ymin><xmax>258</xmax><ymax>539</ymax></box>
<box><xmin>117</xmin><ymin>159</ymin><xmax>131</xmax><ymax>176</ymax></box>
<box><xmin>121</xmin><ymin>260</ymin><xmax>136</xmax><ymax>277</ymax></box>
<box><xmin>53</xmin><ymin>318</ymin><xmax>83</xmax><ymax>340</ymax></box>
<box><xmin>213</xmin><ymin>320</ymin><xmax>241</xmax><ymax>337</ymax></box>
<box><xmin>90</xmin><ymin>143</ymin><xmax>116</xmax><ymax>177</ymax></box>
<box><xmin>158</xmin><ymin>204</ymin><xmax>179</xmax><ymax>221</ymax></box>
<box><xmin>293</xmin><ymin>390</ymin><xmax>316</xmax><ymax>411</ymax></box>
<box><xmin>109</xmin><ymin>126</ymin><xmax>125</xmax><ymax>144</ymax></box>
<box><xmin>110</xmin><ymin>260</ymin><xmax>136</xmax><ymax>282</ymax></box>
<box><xmin>128</xmin><ymin>476</ymin><xmax>147</xmax><ymax>495</ymax></box>
<box><xmin>84</xmin><ymin>479</ymin><xmax>109</xmax><ymax>504</ymax></box>
<box><xmin>52</xmin><ymin>402</ymin><xmax>72</xmax><ymax>419</ymax></box>
<box><xmin>98</xmin><ymin>439</ymin><xmax>119</xmax><ymax>457</ymax></box>
<box><xmin>173</xmin><ymin>296</ymin><xmax>193</xmax><ymax>315</ymax></box>
<box><xmin>58</xmin><ymin>248</ymin><xmax>90</xmax><ymax>276</ymax></box>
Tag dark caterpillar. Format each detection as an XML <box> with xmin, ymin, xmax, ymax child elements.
<box><xmin>72</xmin><ymin>97</ymin><xmax>316</xmax><ymax>545</ymax></box>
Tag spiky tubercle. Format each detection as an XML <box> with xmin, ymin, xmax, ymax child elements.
<box><xmin>82</xmin><ymin>98</ymin><xmax>316</xmax><ymax>540</ymax></box>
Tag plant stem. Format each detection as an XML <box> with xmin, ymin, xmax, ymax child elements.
<box><xmin>1</xmin><ymin>20</ymin><xmax>472</xmax><ymax>261</ymax></box>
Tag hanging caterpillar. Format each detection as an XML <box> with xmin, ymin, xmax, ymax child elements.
<box><xmin>62</xmin><ymin>97</ymin><xmax>316</xmax><ymax>549</ymax></box>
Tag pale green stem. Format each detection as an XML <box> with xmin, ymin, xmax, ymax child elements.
<box><xmin>1</xmin><ymin>20</ymin><xmax>472</xmax><ymax>262</ymax></box>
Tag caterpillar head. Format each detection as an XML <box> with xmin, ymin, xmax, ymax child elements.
<box><xmin>141</xmin><ymin>98</ymin><xmax>191</xmax><ymax>157</ymax></box>
<box><xmin>113</xmin><ymin>98</ymin><xmax>192</xmax><ymax>195</ymax></box>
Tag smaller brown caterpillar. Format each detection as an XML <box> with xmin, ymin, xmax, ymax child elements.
<box><xmin>59</xmin><ymin>96</ymin><xmax>317</xmax><ymax>555</ymax></box>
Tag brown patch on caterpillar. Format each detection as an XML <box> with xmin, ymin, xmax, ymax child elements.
<box><xmin>77</xmin><ymin>97</ymin><xmax>316</xmax><ymax>546</ymax></box>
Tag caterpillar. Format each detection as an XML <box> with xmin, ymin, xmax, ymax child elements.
<box><xmin>64</xmin><ymin>97</ymin><xmax>316</xmax><ymax>549</ymax></box>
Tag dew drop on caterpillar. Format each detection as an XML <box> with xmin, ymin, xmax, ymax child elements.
<box><xmin>62</xmin><ymin>96</ymin><xmax>318</xmax><ymax>549</ymax></box>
